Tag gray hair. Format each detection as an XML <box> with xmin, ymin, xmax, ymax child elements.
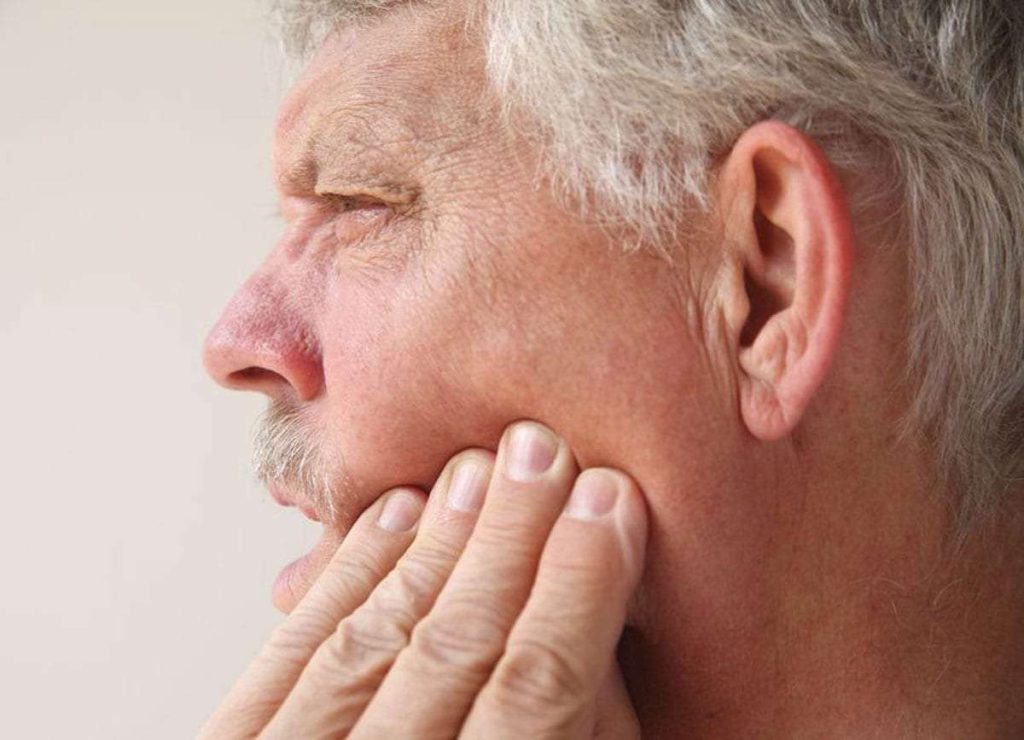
<box><xmin>277</xmin><ymin>0</ymin><xmax>1024</xmax><ymax>530</ymax></box>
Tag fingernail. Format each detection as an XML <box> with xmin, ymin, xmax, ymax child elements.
<box><xmin>565</xmin><ymin>469</ymin><xmax>619</xmax><ymax>520</ymax></box>
<box><xmin>505</xmin><ymin>423</ymin><xmax>559</xmax><ymax>482</ymax></box>
<box><xmin>377</xmin><ymin>490</ymin><xmax>423</xmax><ymax>532</ymax></box>
<box><xmin>447</xmin><ymin>459</ymin><xmax>487</xmax><ymax>513</ymax></box>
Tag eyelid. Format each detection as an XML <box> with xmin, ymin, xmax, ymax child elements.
<box><xmin>322</xmin><ymin>192</ymin><xmax>385</xmax><ymax>213</ymax></box>
<box><xmin>314</xmin><ymin>181</ymin><xmax>419</xmax><ymax>207</ymax></box>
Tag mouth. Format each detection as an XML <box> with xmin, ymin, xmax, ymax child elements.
<box><xmin>268</xmin><ymin>482</ymin><xmax>322</xmax><ymax>522</ymax></box>
<box><xmin>267</xmin><ymin>481</ymin><xmax>338</xmax><ymax>614</ymax></box>
<box><xmin>265</xmin><ymin>473</ymin><xmax>442</xmax><ymax>614</ymax></box>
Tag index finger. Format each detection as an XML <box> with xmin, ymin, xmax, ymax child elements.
<box><xmin>199</xmin><ymin>487</ymin><xmax>426</xmax><ymax>739</ymax></box>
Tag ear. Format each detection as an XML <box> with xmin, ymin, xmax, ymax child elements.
<box><xmin>717</xmin><ymin>120</ymin><xmax>853</xmax><ymax>441</ymax></box>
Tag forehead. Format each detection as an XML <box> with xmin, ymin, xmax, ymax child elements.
<box><xmin>272</xmin><ymin>7</ymin><xmax>486</xmax><ymax>190</ymax></box>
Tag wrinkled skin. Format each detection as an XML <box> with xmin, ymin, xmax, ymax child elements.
<box><xmin>205</xmin><ymin>7</ymin><xmax>720</xmax><ymax>619</ymax></box>
<box><xmin>203</xmin><ymin>2</ymin><xmax>1024</xmax><ymax>737</ymax></box>
<box><xmin>200</xmin><ymin>421</ymin><xmax>650</xmax><ymax>739</ymax></box>
<box><xmin>204</xmin><ymin>8</ymin><xmax>736</xmax><ymax>735</ymax></box>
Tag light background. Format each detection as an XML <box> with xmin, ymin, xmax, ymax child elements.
<box><xmin>0</xmin><ymin>2</ymin><xmax>316</xmax><ymax>737</ymax></box>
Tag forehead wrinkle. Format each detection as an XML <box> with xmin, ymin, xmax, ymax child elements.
<box><xmin>273</xmin><ymin>7</ymin><xmax>477</xmax><ymax>195</ymax></box>
<box><xmin>274</xmin><ymin>95</ymin><xmax>407</xmax><ymax>194</ymax></box>
<box><xmin>312</xmin><ymin>100</ymin><xmax>402</xmax><ymax>155</ymax></box>
<box><xmin>311</xmin><ymin>102</ymin><xmax>418</xmax><ymax>182</ymax></box>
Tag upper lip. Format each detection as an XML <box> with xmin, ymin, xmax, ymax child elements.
<box><xmin>268</xmin><ymin>482</ymin><xmax>321</xmax><ymax>522</ymax></box>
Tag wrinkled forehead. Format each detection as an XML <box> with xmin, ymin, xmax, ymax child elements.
<box><xmin>271</xmin><ymin>4</ymin><xmax>487</xmax><ymax>191</ymax></box>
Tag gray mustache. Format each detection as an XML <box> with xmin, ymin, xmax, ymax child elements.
<box><xmin>253</xmin><ymin>400</ymin><xmax>337</xmax><ymax>523</ymax></box>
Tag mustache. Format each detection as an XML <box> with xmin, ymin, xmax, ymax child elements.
<box><xmin>252</xmin><ymin>400</ymin><xmax>351</xmax><ymax>524</ymax></box>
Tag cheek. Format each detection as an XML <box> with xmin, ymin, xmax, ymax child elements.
<box><xmin>317</xmin><ymin>267</ymin><xmax>504</xmax><ymax>493</ymax></box>
<box><xmin>313</xmin><ymin>225</ymin><xmax>710</xmax><ymax>500</ymax></box>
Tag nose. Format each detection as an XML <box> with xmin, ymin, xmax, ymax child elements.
<box><xmin>203</xmin><ymin>272</ymin><xmax>324</xmax><ymax>401</ymax></box>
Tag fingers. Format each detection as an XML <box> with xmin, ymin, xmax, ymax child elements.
<box><xmin>198</xmin><ymin>488</ymin><xmax>426</xmax><ymax>740</ymax></box>
<box><xmin>351</xmin><ymin>421</ymin><xmax>581</xmax><ymax>739</ymax></box>
<box><xmin>461</xmin><ymin>468</ymin><xmax>648</xmax><ymax>738</ymax></box>
<box><xmin>261</xmin><ymin>450</ymin><xmax>495</xmax><ymax>739</ymax></box>
<box><xmin>204</xmin><ymin>421</ymin><xmax>647</xmax><ymax>740</ymax></box>
<box><xmin>592</xmin><ymin>664</ymin><xmax>642</xmax><ymax>740</ymax></box>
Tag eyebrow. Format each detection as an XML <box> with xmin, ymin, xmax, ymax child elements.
<box><xmin>277</xmin><ymin>157</ymin><xmax>318</xmax><ymax>194</ymax></box>
<box><xmin>276</xmin><ymin>109</ymin><xmax>419</xmax><ymax>202</ymax></box>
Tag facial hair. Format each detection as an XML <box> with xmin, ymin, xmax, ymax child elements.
<box><xmin>252</xmin><ymin>399</ymin><xmax>345</xmax><ymax>524</ymax></box>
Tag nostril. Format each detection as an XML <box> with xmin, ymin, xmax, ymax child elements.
<box><xmin>229</xmin><ymin>366</ymin><xmax>289</xmax><ymax>390</ymax></box>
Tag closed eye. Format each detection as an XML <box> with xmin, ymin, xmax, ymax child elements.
<box><xmin>323</xmin><ymin>193</ymin><xmax>390</xmax><ymax>214</ymax></box>
<box><xmin>320</xmin><ymin>193</ymin><xmax>394</xmax><ymax>246</ymax></box>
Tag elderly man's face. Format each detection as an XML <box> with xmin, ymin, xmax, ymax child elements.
<box><xmin>205</xmin><ymin>7</ymin><xmax>721</xmax><ymax>612</ymax></box>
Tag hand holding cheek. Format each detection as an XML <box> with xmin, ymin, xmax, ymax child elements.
<box><xmin>200</xmin><ymin>421</ymin><xmax>648</xmax><ymax>740</ymax></box>
<box><xmin>200</xmin><ymin>486</ymin><xmax>431</xmax><ymax>740</ymax></box>
<box><xmin>262</xmin><ymin>451</ymin><xmax>496</xmax><ymax>739</ymax></box>
<box><xmin>352</xmin><ymin>423</ymin><xmax>648</xmax><ymax>739</ymax></box>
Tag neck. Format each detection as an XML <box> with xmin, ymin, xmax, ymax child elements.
<box><xmin>620</xmin><ymin>415</ymin><xmax>1024</xmax><ymax>737</ymax></box>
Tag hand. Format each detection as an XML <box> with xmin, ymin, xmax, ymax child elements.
<box><xmin>200</xmin><ymin>421</ymin><xmax>649</xmax><ymax>739</ymax></box>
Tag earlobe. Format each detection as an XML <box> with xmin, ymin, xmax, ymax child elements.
<box><xmin>719</xmin><ymin>121</ymin><xmax>854</xmax><ymax>441</ymax></box>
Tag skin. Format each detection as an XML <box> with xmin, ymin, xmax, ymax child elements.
<box><xmin>203</xmin><ymin>2</ymin><xmax>1024</xmax><ymax>736</ymax></box>
<box><xmin>201</xmin><ymin>423</ymin><xmax>648</xmax><ymax>738</ymax></box>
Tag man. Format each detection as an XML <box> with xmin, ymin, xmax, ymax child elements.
<box><xmin>201</xmin><ymin>0</ymin><xmax>1024</xmax><ymax>736</ymax></box>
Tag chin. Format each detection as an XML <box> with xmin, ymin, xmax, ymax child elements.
<box><xmin>270</xmin><ymin>523</ymin><xmax>346</xmax><ymax>614</ymax></box>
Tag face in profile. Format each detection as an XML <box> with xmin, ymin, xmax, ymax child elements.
<box><xmin>203</xmin><ymin>8</ymin><xmax>723</xmax><ymax>613</ymax></box>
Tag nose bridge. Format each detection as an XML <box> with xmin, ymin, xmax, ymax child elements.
<box><xmin>203</xmin><ymin>265</ymin><xmax>324</xmax><ymax>401</ymax></box>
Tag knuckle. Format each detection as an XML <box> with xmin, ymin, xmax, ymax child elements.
<box><xmin>401</xmin><ymin>537</ymin><xmax>462</xmax><ymax>586</ymax></box>
<box><xmin>377</xmin><ymin>561</ymin><xmax>437</xmax><ymax>617</ymax></box>
<box><xmin>325</xmin><ymin>610</ymin><xmax>408</xmax><ymax>666</ymax></box>
<box><xmin>469</xmin><ymin>518</ymin><xmax>540</xmax><ymax>560</ymax></box>
<box><xmin>326</xmin><ymin>559</ymin><xmax>451</xmax><ymax>665</ymax></box>
<box><xmin>544</xmin><ymin>545</ymin><xmax>622</xmax><ymax>594</ymax></box>
<box><xmin>409</xmin><ymin>599</ymin><xmax>507</xmax><ymax>677</ymax></box>
<box><xmin>318</xmin><ymin>550</ymin><xmax>384</xmax><ymax>607</ymax></box>
<box><xmin>264</xmin><ymin>609</ymin><xmax>333</xmax><ymax>665</ymax></box>
<box><xmin>549</xmin><ymin>541</ymin><xmax>611</xmax><ymax>576</ymax></box>
<box><xmin>313</xmin><ymin>539</ymin><xmax>470</xmax><ymax>671</ymax></box>
<box><xmin>358</xmin><ymin>554</ymin><xmax>444</xmax><ymax>627</ymax></box>
<box><xmin>490</xmin><ymin>638</ymin><xmax>589</xmax><ymax>716</ymax></box>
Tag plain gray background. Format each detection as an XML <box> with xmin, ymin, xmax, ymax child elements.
<box><xmin>0</xmin><ymin>1</ymin><xmax>318</xmax><ymax>736</ymax></box>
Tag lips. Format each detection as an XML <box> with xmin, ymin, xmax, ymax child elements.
<box><xmin>264</xmin><ymin>475</ymin><xmax>437</xmax><ymax>613</ymax></box>
<box><xmin>268</xmin><ymin>481</ymin><xmax>321</xmax><ymax>522</ymax></box>
<box><xmin>267</xmin><ymin>481</ymin><xmax>334</xmax><ymax>613</ymax></box>
<box><xmin>271</xmin><ymin>527</ymin><xmax>342</xmax><ymax>614</ymax></box>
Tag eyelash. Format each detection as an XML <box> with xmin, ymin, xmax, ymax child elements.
<box><xmin>319</xmin><ymin>193</ymin><xmax>396</xmax><ymax>249</ymax></box>
<box><xmin>324</xmin><ymin>193</ymin><xmax>378</xmax><ymax>213</ymax></box>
